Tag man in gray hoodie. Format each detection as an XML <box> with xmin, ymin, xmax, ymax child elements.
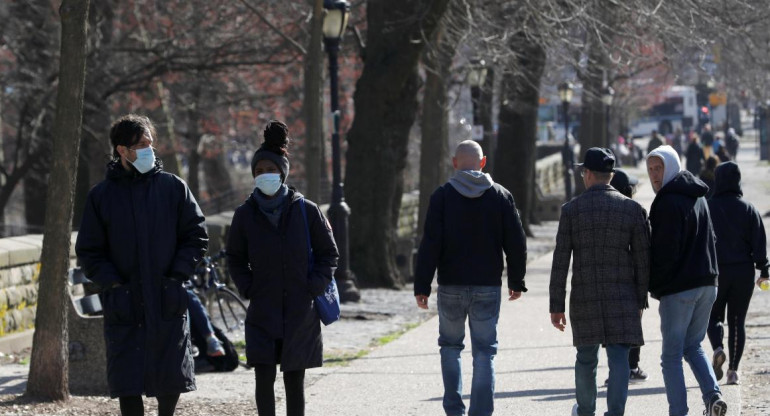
<box><xmin>414</xmin><ymin>140</ymin><xmax>527</xmax><ymax>416</ymax></box>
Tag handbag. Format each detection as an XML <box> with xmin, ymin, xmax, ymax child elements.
<box><xmin>299</xmin><ymin>198</ymin><xmax>341</xmax><ymax>325</ymax></box>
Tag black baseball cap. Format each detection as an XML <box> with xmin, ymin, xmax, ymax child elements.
<box><xmin>610</xmin><ymin>168</ymin><xmax>638</xmax><ymax>198</ymax></box>
<box><xmin>576</xmin><ymin>147</ymin><xmax>615</xmax><ymax>173</ymax></box>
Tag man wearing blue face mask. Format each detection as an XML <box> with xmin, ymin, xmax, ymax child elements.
<box><xmin>414</xmin><ymin>140</ymin><xmax>527</xmax><ymax>416</ymax></box>
<box><xmin>76</xmin><ymin>114</ymin><xmax>208</xmax><ymax>416</ymax></box>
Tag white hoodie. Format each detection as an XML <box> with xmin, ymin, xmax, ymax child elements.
<box><xmin>647</xmin><ymin>145</ymin><xmax>681</xmax><ymax>192</ymax></box>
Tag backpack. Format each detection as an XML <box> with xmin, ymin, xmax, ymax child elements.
<box><xmin>191</xmin><ymin>324</ymin><xmax>240</xmax><ymax>372</ymax></box>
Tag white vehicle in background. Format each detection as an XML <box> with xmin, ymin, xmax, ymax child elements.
<box><xmin>630</xmin><ymin>86</ymin><xmax>698</xmax><ymax>137</ymax></box>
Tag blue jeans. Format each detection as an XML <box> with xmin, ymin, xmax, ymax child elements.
<box><xmin>437</xmin><ymin>285</ymin><xmax>501</xmax><ymax>416</ymax></box>
<box><xmin>575</xmin><ymin>344</ymin><xmax>630</xmax><ymax>416</ymax></box>
<box><xmin>659</xmin><ymin>286</ymin><xmax>721</xmax><ymax>416</ymax></box>
<box><xmin>187</xmin><ymin>289</ymin><xmax>215</xmax><ymax>337</ymax></box>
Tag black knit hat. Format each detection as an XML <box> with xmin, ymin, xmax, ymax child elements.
<box><xmin>251</xmin><ymin>120</ymin><xmax>290</xmax><ymax>180</ymax></box>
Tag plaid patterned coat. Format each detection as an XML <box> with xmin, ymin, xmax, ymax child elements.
<box><xmin>549</xmin><ymin>184</ymin><xmax>651</xmax><ymax>346</ymax></box>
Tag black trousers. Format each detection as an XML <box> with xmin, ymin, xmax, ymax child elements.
<box><xmin>707</xmin><ymin>264</ymin><xmax>755</xmax><ymax>371</ymax></box>
<box><xmin>255</xmin><ymin>364</ymin><xmax>306</xmax><ymax>416</ymax></box>
<box><xmin>628</xmin><ymin>346</ymin><xmax>641</xmax><ymax>369</ymax></box>
<box><xmin>118</xmin><ymin>394</ymin><xmax>180</xmax><ymax>416</ymax></box>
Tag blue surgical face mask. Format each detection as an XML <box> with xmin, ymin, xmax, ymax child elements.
<box><xmin>255</xmin><ymin>173</ymin><xmax>282</xmax><ymax>196</ymax></box>
<box><xmin>130</xmin><ymin>147</ymin><xmax>156</xmax><ymax>174</ymax></box>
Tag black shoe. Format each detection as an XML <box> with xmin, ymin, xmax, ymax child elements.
<box><xmin>706</xmin><ymin>394</ymin><xmax>727</xmax><ymax>416</ymax></box>
<box><xmin>712</xmin><ymin>348</ymin><xmax>726</xmax><ymax>381</ymax></box>
<box><xmin>629</xmin><ymin>367</ymin><xmax>649</xmax><ymax>382</ymax></box>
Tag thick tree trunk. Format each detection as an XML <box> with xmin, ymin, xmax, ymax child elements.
<box><xmin>479</xmin><ymin>67</ymin><xmax>496</xmax><ymax>171</ymax></box>
<box><xmin>417</xmin><ymin>3</ymin><xmax>463</xmax><ymax>240</ymax></box>
<box><xmin>26</xmin><ymin>0</ymin><xmax>90</xmax><ymax>401</ymax></box>
<box><xmin>346</xmin><ymin>0</ymin><xmax>451</xmax><ymax>288</ymax></box>
<box><xmin>579</xmin><ymin>23</ymin><xmax>610</xmax><ymax>153</ymax></box>
<box><xmin>302</xmin><ymin>0</ymin><xmax>324</xmax><ymax>202</ymax></box>
<box><xmin>493</xmin><ymin>33</ymin><xmax>546</xmax><ymax>237</ymax></box>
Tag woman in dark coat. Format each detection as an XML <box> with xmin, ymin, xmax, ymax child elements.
<box><xmin>685</xmin><ymin>133</ymin><xmax>704</xmax><ymax>175</ymax></box>
<box><xmin>226</xmin><ymin>120</ymin><xmax>339</xmax><ymax>416</ymax></box>
<box><xmin>706</xmin><ymin>162</ymin><xmax>770</xmax><ymax>385</ymax></box>
<box><xmin>76</xmin><ymin>115</ymin><xmax>208</xmax><ymax>416</ymax></box>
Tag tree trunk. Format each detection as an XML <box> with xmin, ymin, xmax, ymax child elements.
<box><xmin>26</xmin><ymin>0</ymin><xmax>90</xmax><ymax>401</ymax></box>
<box><xmin>493</xmin><ymin>32</ymin><xmax>546</xmax><ymax>237</ymax></box>
<box><xmin>579</xmin><ymin>25</ymin><xmax>610</xmax><ymax>153</ymax></box>
<box><xmin>417</xmin><ymin>3</ymin><xmax>463</xmax><ymax>240</ymax></box>
<box><xmin>479</xmin><ymin>67</ymin><xmax>496</xmax><ymax>171</ymax></box>
<box><xmin>346</xmin><ymin>0</ymin><xmax>451</xmax><ymax>288</ymax></box>
<box><xmin>302</xmin><ymin>0</ymin><xmax>324</xmax><ymax>202</ymax></box>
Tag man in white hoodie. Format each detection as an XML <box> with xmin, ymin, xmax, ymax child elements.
<box><xmin>414</xmin><ymin>140</ymin><xmax>527</xmax><ymax>416</ymax></box>
<box><xmin>646</xmin><ymin>145</ymin><xmax>726</xmax><ymax>416</ymax></box>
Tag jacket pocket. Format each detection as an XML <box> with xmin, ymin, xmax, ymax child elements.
<box><xmin>103</xmin><ymin>285</ymin><xmax>133</xmax><ymax>325</ymax></box>
<box><xmin>161</xmin><ymin>278</ymin><xmax>189</xmax><ymax>320</ymax></box>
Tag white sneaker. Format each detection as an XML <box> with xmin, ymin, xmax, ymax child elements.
<box><xmin>725</xmin><ymin>369</ymin><xmax>740</xmax><ymax>385</ymax></box>
<box><xmin>571</xmin><ymin>403</ymin><xmax>579</xmax><ymax>416</ymax></box>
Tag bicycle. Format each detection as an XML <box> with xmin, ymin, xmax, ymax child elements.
<box><xmin>190</xmin><ymin>250</ymin><xmax>248</xmax><ymax>340</ymax></box>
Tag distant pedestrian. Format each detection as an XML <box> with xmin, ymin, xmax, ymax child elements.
<box><xmin>76</xmin><ymin>114</ymin><xmax>208</xmax><ymax>416</ymax></box>
<box><xmin>685</xmin><ymin>132</ymin><xmax>704</xmax><ymax>176</ymax></box>
<box><xmin>672</xmin><ymin>127</ymin><xmax>686</xmax><ymax>159</ymax></box>
<box><xmin>647</xmin><ymin>130</ymin><xmax>664</xmax><ymax>154</ymax></box>
<box><xmin>725</xmin><ymin>128</ymin><xmax>740</xmax><ymax>160</ymax></box>
<box><xmin>226</xmin><ymin>120</ymin><xmax>339</xmax><ymax>416</ymax></box>
<box><xmin>550</xmin><ymin>149</ymin><xmax>650</xmax><ymax>416</ymax></box>
<box><xmin>700</xmin><ymin>156</ymin><xmax>720</xmax><ymax>199</ymax></box>
<box><xmin>608</xmin><ymin>169</ymin><xmax>650</xmax><ymax>385</ymax></box>
<box><xmin>414</xmin><ymin>140</ymin><xmax>527</xmax><ymax>416</ymax></box>
<box><xmin>646</xmin><ymin>145</ymin><xmax>727</xmax><ymax>416</ymax></box>
<box><xmin>706</xmin><ymin>161</ymin><xmax>770</xmax><ymax>385</ymax></box>
<box><xmin>701</xmin><ymin>123</ymin><xmax>715</xmax><ymax>160</ymax></box>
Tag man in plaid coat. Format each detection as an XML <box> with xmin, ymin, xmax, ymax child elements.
<box><xmin>549</xmin><ymin>148</ymin><xmax>651</xmax><ymax>416</ymax></box>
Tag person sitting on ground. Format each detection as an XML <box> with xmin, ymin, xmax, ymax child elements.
<box><xmin>186</xmin><ymin>289</ymin><xmax>225</xmax><ymax>357</ymax></box>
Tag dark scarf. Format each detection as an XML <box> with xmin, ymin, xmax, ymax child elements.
<box><xmin>252</xmin><ymin>184</ymin><xmax>289</xmax><ymax>227</ymax></box>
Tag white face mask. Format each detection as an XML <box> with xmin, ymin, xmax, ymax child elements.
<box><xmin>255</xmin><ymin>173</ymin><xmax>282</xmax><ymax>196</ymax></box>
<box><xmin>129</xmin><ymin>147</ymin><xmax>156</xmax><ymax>174</ymax></box>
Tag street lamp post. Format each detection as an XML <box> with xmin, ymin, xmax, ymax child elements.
<box><xmin>558</xmin><ymin>81</ymin><xmax>575</xmax><ymax>201</ymax></box>
<box><xmin>602</xmin><ymin>86</ymin><xmax>614</xmax><ymax>148</ymax></box>
<box><xmin>323</xmin><ymin>0</ymin><xmax>359</xmax><ymax>302</ymax></box>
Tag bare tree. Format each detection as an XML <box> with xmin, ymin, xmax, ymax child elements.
<box><xmin>346</xmin><ymin>0</ymin><xmax>451</xmax><ymax>288</ymax></box>
<box><xmin>26</xmin><ymin>0</ymin><xmax>90</xmax><ymax>400</ymax></box>
<box><xmin>418</xmin><ymin>0</ymin><xmax>468</xmax><ymax>240</ymax></box>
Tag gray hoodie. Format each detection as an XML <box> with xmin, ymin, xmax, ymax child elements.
<box><xmin>449</xmin><ymin>170</ymin><xmax>494</xmax><ymax>198</ymax></box>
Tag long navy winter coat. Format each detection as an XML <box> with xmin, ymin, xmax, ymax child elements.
<box><xmin>76</xmin><ymin>160</ymin><xmax>208</xmax><ymax>398</ymax></box>
<box><xmin>226</xmin><ymin>189</ymin><xmax>338</xmax><ymax>371</ymax></box>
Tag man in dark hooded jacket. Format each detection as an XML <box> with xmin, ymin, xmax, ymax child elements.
<box><xmin>76</xmin><ymin>115</ymin><xmax>208</xmax><ymax>416</ymax></box>
<box><xmin>414</xmin><ymin>140</ymin><xmax>527</xmax><ymax>416</ymax></box>
<box><xmin>646</xmin><ymin>145</ymin><xmax>726</xmax><ymax>416</ymax></box>
<box><xmin>706</xmin><ymin>162</ymin><xmax>769</xmax><ymax>385</ymax></box>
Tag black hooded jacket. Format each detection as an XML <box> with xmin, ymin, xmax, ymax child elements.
<box><xmin>707</xmin><ymin>162</ymin><xmax>770</xmax><ymax>276</ymax></box>
<box><xmin>649</xmin><ymin>170</ymin><xmax>718</xmax><ymax>299</ymax></box>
